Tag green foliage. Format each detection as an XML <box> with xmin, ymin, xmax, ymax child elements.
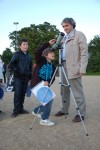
<box><xmin>9</xmin><ymin>22</ymin><xmax>60</xmax><ymax>65</ymax></box>
<box><xmin>7</xmin><ymin>23</ymin><xmax>100</xmax><ymax>73</ymax></box>
<box><xmin>1</xmin><ymin>48</ymin><xmax>13</xmax><ymax>64</ymax></box>
<box><xmin>87</xmin><ymin>72</ymin><xmax>100</xmax><ymax>75</ymax></box>
<box><xmin>87</xmin><ymin>35</ymin><xmax>100</xmax><ymax>73</ymax></box>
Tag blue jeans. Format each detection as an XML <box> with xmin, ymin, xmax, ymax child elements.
<box><xmin>34</xmin><ymin>100</ymin><xmax>53</xmax><ymax>120</ymax></box>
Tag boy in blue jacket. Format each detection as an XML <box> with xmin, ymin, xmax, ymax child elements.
<box><xmin>31</xmin><ymin>39</ymin><xmax>56</xmax><ymax>126</ymax></box>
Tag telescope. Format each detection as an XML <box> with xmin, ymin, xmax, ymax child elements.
<box><xmin>52</xmin><ymin>32</ymin><xmax>65</xmax><ymax>50</ymax></box>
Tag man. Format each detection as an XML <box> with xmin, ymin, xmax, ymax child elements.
<box><xmin>9</xmin><ymin>39</ymin><xmax>33</xmax><ymax>117</ymax></box>
<box><xmin>55</xmin><ymin>18</ymin><xmax>88</xmax><ymax>122</ymax></box>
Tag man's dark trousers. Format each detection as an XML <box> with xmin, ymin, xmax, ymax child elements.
<box><xmin>13</xmin><ymin>77</ymin><xmax>28</xmax><ymax>114</ymax></box>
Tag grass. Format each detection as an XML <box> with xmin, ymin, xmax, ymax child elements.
<box><xmin>86</xmin><ymin>72</ymin><xmax>100</xmax><ymax>75</ymax></box>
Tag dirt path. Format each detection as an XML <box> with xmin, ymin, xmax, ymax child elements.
<box><xmin>0</xmin><ymin>76</ymin><xmax>100</xmax><ymax>150</ymax></box>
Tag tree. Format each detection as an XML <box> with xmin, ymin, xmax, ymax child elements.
<box><xmin>1</xmin><ymin>48</ymin><xmax>13</xmax><ymax>64</ymax></box>
<box><xmin>8</xmin><ymin>30</ymin><xmax>20</xmax><ymax>51</ymax></box>
<box><xmin>9</xmin><ymin>22</ymin><xmax>60</xmax><ymax>64</ymax></box>
<box><xmin>87</xmin><ymin>35</ymin><xmax>100</xmax><ymax>73</ymax></box>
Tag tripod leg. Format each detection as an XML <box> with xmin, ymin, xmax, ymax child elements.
<box><xmin>61</xmin><ymin>85</ymin><xmax>70</xmax><ymax>118</ymax></box>
<box><xmin>61</xmin><ymin>66</ymin><xmax>88</xmax><ymax>136</ymax></box>
<box><xmin>49</xmin><ymin>66</ymin><xmax>59</xmax><ymax>85</ymax></box>
<box><xmin>58</xmin><ymin>64</ymin><xmax>70</xmax><ymax>118</ymax></box>
<box><xmin>30</xmin><ymin>107</ymin><xmax>41</xmax><ymax>130</ymax></box>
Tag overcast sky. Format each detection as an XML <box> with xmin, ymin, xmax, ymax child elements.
<box><xmin>0</xmin><ymin>0</ymin><xmax>100</xmax><ymax>54</ymax></box>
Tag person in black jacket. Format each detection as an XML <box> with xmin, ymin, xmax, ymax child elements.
<box><xmin>9</xmin><ymin>39</ymin><xmax>33</xmax><ymax>117</ymax></box>
<box><xmin>2</xmin><ymin>61</ymin><xmax>7</xmax><ymax>83</ymax></box>
<box><xmin>31</xmin><ymin>39</ymin><xmax>56</xmax><ymax>126</ymax></box>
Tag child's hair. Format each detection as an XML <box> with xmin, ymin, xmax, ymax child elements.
<box><xmin>18</xmin><ymin>39</ymin><xmax>28</xmax><ymax>46</ymax></box>
<box><xmin>42</xmin><ymin>48</ymin><xmax>53</xmax><ymax>57</ymax></box>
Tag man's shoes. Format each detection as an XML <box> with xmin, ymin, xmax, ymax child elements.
<box><xmin>11</xmin><ymin>113</ymin><xmax>19</xmax><ymax>118</ymax></box>
<box><xmin>0</xmin><ymin>110</ymin><xmax>2</xmax><ymax>113</ymax></box>
<box><xmin>55</xmin><ymin>111</ymin><xmax>68</xmax><ymax>117</ymax></box>
<box><xmin>40</xmin><ymin>119</ymin><xmax>55</xmax><ymax>126</ymax></box>
<box><xmin>72</xmin><ymin>115</ymin><xmax>84</xmax><ymax>122</ymax></box>
<box><xmin>32</xmin><ymin>111</ymin><xmax>41</xmax><ymax>118</ymax></box>
<box><xmin>19</xmin><ymin>109</ymin><xmax>29</xmax><ymax>114</ymax></box>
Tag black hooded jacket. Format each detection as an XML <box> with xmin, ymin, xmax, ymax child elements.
<box><xmin>9</xmin><ymin>50</ymin><xmax>32</xmax><ymax>80</ymax></box>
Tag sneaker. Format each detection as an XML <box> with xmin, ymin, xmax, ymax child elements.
<box><xmin>32</xmin><ymin>111</ymin><xmax>41</xmax><ymax>118</ymax></box>
<box><xmin>40</xmin><ymin>119</ymin><xmax>55</xmax><ymax>126</ymax></box>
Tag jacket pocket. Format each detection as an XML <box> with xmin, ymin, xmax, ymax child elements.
<box><xmin>73</xmin><ymin>64</ymin><xmax>80</xmax><ymax>75</ymax></box>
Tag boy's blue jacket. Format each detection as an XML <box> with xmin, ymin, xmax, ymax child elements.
<box><xmin>30</xmin><ymin>42</ymin><xmax>55</xmax><ymax>88</ymax></box>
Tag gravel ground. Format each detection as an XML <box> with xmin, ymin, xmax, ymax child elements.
<box><xmin>0</xmin><ymin>76</ymin><xmax>100</xmax><ymax>150</ymax></box>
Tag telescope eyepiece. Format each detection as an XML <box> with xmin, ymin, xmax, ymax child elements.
<box><xmin>52</xmin><ymin>32</ymin><xmax>65</xmax><ymax>50</ymax></box>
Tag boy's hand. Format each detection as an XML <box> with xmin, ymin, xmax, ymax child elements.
<box><xmin>44</xmin><ymin>81</ymin><xmax>49</xmax><ymax>86</ymax></box>
<box><xmin>49</xmin><ymin>39</ymin><xmax>56</xmax><ymax>45</ymax></box>
<box><xmin>28</xmin><ymin>80</ymin><xmax>31</xmax><ymax>86</ymax></box>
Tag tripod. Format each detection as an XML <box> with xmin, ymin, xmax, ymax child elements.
<box><xmin>50</xmin><ymin>48</ymin><xmax>89</xmax><ymax>136</ymax></box>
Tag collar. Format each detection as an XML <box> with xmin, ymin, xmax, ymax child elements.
<box><xmin>19</xmin><ymin>50</ymin><xmax>28</xmax><ymax>55</ymax></box>
<box><xmin>63</xmin><ymin>29</ymin><xmax>76</xmax><ymax>43</ymax></box>
<box><xmin>68</xmin><ymin>29</ymin><xmax>75</xmax><ymax>39</ymax></box>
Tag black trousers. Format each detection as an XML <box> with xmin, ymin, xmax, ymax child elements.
<box><xmin>0</xmin><ymin>79</ymin><xmax>2</xmax><ymax>83</ymax></box>
<box><xmin>3</xmin><ymin>72</ymin><xmax>6</xmax><ymax>83</ymax></box>
<box><xmin>13</xmin><ymin>77</ymin><xmax>28</xmax><ymax>113</ymax></box>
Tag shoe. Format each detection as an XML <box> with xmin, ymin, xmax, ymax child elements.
<box><xmin>72</xmin><ymin>115</ymin><xmax>84</xmax><ymax>122</ymax></box>
<box><xmin>0</xmin><ymin>111</ymin><xmax>5</xmax><ymax>115</ymax></box>
<box><xmin>32</xmin><ymin>111</ymin><xmax>41</xmax><ymax>118</ymax></box>
<box><xmin>11</xmin><ymin>113</ymin><xmax>19</xmax><ymax>118</ymax></box>
<box><xmin>55</xmin><ymin>111</ymin><xmax>68</xmax><ymax>117</ymax></box>
<box><xmin>0</xmin><ymin>110</ymin><xmax>2</xmax><ymax>113</ymax></box>
<box><xmin>40</xmin><ymin>119</ymin><xmax>55</xmax><ymax>126</ymax></box>
<box><xmin>19</xmin><ymin>109</ymin><xmax>29</xmax><ymax>114</ymax></box>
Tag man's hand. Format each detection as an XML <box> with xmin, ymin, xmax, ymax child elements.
<box><xmin>79</xmin><ymin>73</ymin><xmax>85</xmax><ymax>76</ymax></box>
<box><xmin>49</xmin><ymin>39</ymin><xmax>56</xmax><ymax>45</ymax></box>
